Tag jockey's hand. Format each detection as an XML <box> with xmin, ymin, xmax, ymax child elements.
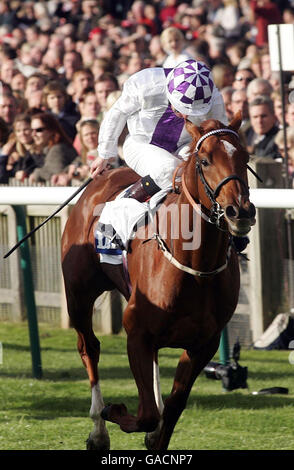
<box><xmin>90</xmin><ymin>156</ymin><xmax>108</xmax><ymax>179</ymax></box>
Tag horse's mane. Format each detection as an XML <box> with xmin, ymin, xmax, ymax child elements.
<box><xmin>186</xmin><ymin>118</ymin><xmax>229</xmax><ymax>160</ymax></box>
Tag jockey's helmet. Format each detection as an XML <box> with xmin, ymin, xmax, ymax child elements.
<box><xmin>166</xmin><ymin>59</ymin><xmax>215</xmax><ymax>116</ymax></box>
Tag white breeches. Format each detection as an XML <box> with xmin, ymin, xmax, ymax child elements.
<box><xmin>123</xmin><ymin>136</ymin><xmax>190</xmax><ymax>190</ymax></box>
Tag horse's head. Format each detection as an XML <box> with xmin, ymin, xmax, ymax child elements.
<box><xmin>185</xmin><ymin>112</ymin><xmax>256</xmax><ymax>237</ymax></box>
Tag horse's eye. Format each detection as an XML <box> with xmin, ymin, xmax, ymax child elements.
<box><xmin>201</xmin><ymin>159</ymin><xmax>209</xmax><ymax>167</ymax></box>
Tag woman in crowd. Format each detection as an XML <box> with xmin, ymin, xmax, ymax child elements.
<box><xmin>28</xmin><ymin>112</ymin><xmax>78</xmax><ymax>183</ymax></box>
<box><xmin>0</xmin><ymin>113</ymin><xmax>36</xmax><ymax>182</ymax></box>
<box><xmin>160</xmin><ymin>26</ymin><xmax>192</xmax><ymax>68</ymax></box>
<box><xmin>72</xmin><ymin>89</ymin><xmax>100</xmax><ymax>154</ymax></box>
<box><xmin>51</xmin><ymin>118</ymin><xmax>100</xmax><ymax>186</ymax></box>
<box><xmin>42</xmin><ymin>80</ymin><xmax>80</xmax><ymax>141</ymax></box>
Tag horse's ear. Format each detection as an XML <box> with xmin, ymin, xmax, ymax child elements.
<box><xmin>185</xmin><ymin>119</ymin><xmax>202</xmax><ymax>140</ymax></box>
<box><xmin>229</xmin><ymin>111</ymin><xmax>242</xmax><ymax>131</ymax></box>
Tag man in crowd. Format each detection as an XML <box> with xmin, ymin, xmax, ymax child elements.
<box><xmin>244</xmin><ymin>94</ymin><xmax>280</xmax><ymax>159</ymax></box>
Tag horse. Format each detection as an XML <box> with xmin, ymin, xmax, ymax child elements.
<box><xmin>61</xmin><ymin>113</ymin><xmax>256</xmax><ymax>450</ymax></box>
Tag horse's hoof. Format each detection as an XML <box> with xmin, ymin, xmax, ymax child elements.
<box><xmin>86</xmin><ymin>434</ymin><xmax>110</xmax><ymax>451</ymax></box>
<box><xmin>101</xmin><ymin>403</ymin><xmax>128</xmax><ymax>422</ymax></box>
<box><xmin>145</xmin><ymin>433</ymin><xmax>156</xmax><ymax>450</ymax></box>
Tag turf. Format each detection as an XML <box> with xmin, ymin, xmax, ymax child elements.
<box><xmin>0</xmin><ymin>322</ymin><xmax>293</xmax><ymax>450</ymax></box>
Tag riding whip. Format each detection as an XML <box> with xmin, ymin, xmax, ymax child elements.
<box><xmin>3</xmin><ymin>177</ymin><xmax>93</xmax><ymax>259</ymax></box>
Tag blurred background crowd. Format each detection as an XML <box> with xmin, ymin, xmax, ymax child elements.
<box><xmin>0</xmin><ymin>0</ymin><xmax>294</xmax><ymax>187</ymax></box>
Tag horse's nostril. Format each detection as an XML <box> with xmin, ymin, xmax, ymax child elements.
<box><xmin>225</xmin><ymin>205</ymin><xmax>238</xmax><ymax>219</ymax></box>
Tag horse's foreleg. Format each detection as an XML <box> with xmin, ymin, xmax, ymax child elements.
<box><xmin>102</xmin><ymin>329</ymin><xmax>160</xmax><ymax>433</ymax></box>
<box><xmin>154</xmin><ymin>335</ymin><xmax>220</xmax><ymax>450</ymax></box>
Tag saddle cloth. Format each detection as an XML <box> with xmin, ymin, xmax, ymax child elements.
<box><xmin>95</xmin><ymin>186</ymin><xmax>169</xmax><ymax>264</ymax></box>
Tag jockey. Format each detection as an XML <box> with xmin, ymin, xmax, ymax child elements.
<box><xmin>90</xmin><ymin>59</ymin><xmax>247</xmax><ymax>275</ymax></box>
<box><xmin>91</xmin><ymin>59</ymin><xmax>227</xmax><ymax>194</ymax></box>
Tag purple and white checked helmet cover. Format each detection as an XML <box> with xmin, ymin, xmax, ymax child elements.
<box><xmin>166</xmin><ymin>59</ymin><xmax>215</xmax><ymax>116</ymax></box>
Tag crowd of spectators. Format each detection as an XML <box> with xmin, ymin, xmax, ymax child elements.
<box><xmin>0</xmin><ymin>0</ymin><xmax>294</xmax><ymax>187</ymax></box>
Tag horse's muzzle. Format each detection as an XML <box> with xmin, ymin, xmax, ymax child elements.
<box><xmin>224</xmin><ymin>201</ymin><xmax>256</xmax><ymax>237</ymax></box>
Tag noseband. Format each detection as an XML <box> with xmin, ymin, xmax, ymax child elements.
<box><xmin>194</xmin><ymin>128</ymin><xmax>249</xmax><ymax>225</ymax></box>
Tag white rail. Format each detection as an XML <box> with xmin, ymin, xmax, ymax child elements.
<box><xmin>0</xmin><ymin>187</ymin><xmax>294</xmax><ymax>208</ymax></box>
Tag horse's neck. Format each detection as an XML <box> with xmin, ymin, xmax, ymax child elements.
<box><xmin>168</xmin><ymin>180</ymin><xmax>230</xmax><ymax>273</ymax></box>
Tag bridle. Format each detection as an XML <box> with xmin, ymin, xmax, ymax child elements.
<box><xmin>152</xmin><ymin>127</ymin><xmax>258</xmax><ymax>277</ymax></box>
<box><xmin>193</xmin><ymin>128</ymin><xmax>249</xmax><ymax>227</ymax></box>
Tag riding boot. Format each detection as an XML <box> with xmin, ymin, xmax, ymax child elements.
<box><xmin>97</xmin><ymin>176</ymin><xmax>161</xmax><ymax>255</ymax></box>
<box><xmin>101</xmin><ymin>262</ymin><xmax>131</xmax><ymax>300</ymax></box>
<box><xmin>124</xmin><ymin>175</ymin><xmax>161</xmax><ymax>202</ymax></box>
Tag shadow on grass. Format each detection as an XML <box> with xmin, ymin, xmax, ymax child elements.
<box><xmin>6</xmin><ymin>387</ymin><xmax>293</xmax><ymax>423</ymax></box>
<box><xmin>186</xmin><ymin>392</ymin><xmax>294</xmax><ymax>411</ymax></box>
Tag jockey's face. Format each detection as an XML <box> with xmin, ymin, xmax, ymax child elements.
<box><xmin>171</xmin><ymin>105</ymin><xmax>188</xmax><ymax>120</ymax></box>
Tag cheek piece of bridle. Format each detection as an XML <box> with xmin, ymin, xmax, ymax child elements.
<box><xmin>194</xmin><ymin>128</ymin><xmax>261</xmax><ymax>225</ymax></box>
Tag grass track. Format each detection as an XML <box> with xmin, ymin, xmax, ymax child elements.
<box><xmin>0</xmin><ymin>322</ymin><xmax>293</xmax><ymax>450</ymax></box>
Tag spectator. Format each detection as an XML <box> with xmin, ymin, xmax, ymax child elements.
<box><xmin>245</xmin><ymin>95</ymin><xmax>280</xmax><ymax>159</ymax></box>
<box><xmin>1</xmin><ymin>113</ymin><xmax>35</xmax><ymax>182</ymax></box>
<box><xmin>15</xmin><ymin>43</ymin><xmax>39</xmax><ymax>78</ymax></box>
<box><xmin>250</xmin><ymin>0</ymin><xmax>283</xmax><ymax>48</ymax></box>
<box><xmin>148</xmin><ymin>35</ymin><xmax>167</xmax><ymax>67</ymax></box>
<box><xmin>283</xmin><ymin>6</ymin><xmax>294</xmax><ymax>23</ymax></box>
<box><xmin>94</xmin><ymin>73</ymin><xmax>119</xmax><ymax>121</ymax></box>
<box><xmin>0</xmin><ymin>117</ymin><xmax>10</xmax><ymax>183</ymax></box>
<box><xmin>231</xmin><ymin>88</ymin><xmax>250</xmax><ymax>128</ymax></box>
<box><xmin>117</xmin><ymin>54</ymin><xmax>145</xmax><ymax>87</ymax></box>
<box><xmin>211</xmin><ymin>0</ymin><xmax>242</xmax><ymax>40</ymax></box>
<box><xmin>226</xmin><ymin>41</ymin><xmax>248</xmax><ymax>69</ymax></box>
<box><xmin>246</xmin><ymin>77</ymin><xmax>273</xmax><ymax>102</ymax></box>
<box><xmin>63</xmin><ymin>51</ymin><xmax>83</xmax><ymax>84</ymax></box>
<box><xmin>274</xmin><ymin>127</ymin><xmax>294</xmax><ymax>182</ymax></box>
<box><xmin>11</xmin><ymin>72</ymin><xmax>27</xmax><ymax>96</ymax></box>
<box><xmin>260</xmin><ymin>51</ymin><xmax>272</xmax><ymax>81</ymax></box>
<box><xmin>80</xmin><ymin>42</ymin><xmax>97</xmax><ymax>68</ymax></box>
<box><xmin>159</xmin><ymin>0</ymin><xmax>178</xmax><ymax>27</ymax></box>
<box><xmin>271</xmin><ymin>90</ymin><xmax>286</xmax><ymax>129</ymax></box>
<box><xmin>230</xmin><ymin>88</ymin><xmax>251</xmax><ymax>145</ymax></box>
<box><xmin>232</xmin><ymin>68</ymin><xmax>256</xmax><ymax>90</ymax></box>
<box><xmin>53</xmin><ymin>119</ymin><xmax>100</xmax><ymax>186</ymax></box>
<box><xmin>69</xmin><ymin>68</ymin><xmax>94</xmax><ymax>106</ymax></box>
<box><xmin>142</xmin><ymin>3</ymin><xmax>162</xmax><ymax>36</ymax></box>
<box><xmin>221</xmin><ymin>86</ymin><xmax>234</xmax><ymax>120</ymax></box>
<box><xmin>211</xmin><ymin>63</ymin><xmax>235</xmax><ymax>90</ymax></box>
<box><xmin>42</xmin><ymin>80</ymin><xmax>80</xmax><ymax>141</ymax></box>
<box><xmin>286</xmin><ymin>102</ymin><xmax>294</xmax><ymax>128</ymax></box>
<box><xmin>29</xmin><ymin>113</ymin><xmax>78</xmax><ymax>183</ymax></box>
<box><xmin>73</xmin><ymin>90</ymin><xmax>100</xmax><ymax>154</ymax></box>
<box><xmin>91</xmin><ymin>58</ymin><xmax>114</xmax><ymax>81</ymax></box>
<box><xmin>0</xmin><ymin>59</ymin><xmax>17</xmax><ymax>85</ymax></box>
<box><xmin>160</xmin><ymin>27</ymin><xmax>191</xmax><ymax>68</ymax></box>
<box><xmin>0</xmin><ymin>93</ymin><xmax>19</xmax><ymax>129</ymax></box>
<box><xmin>23</xmin><ymin>73</ymin><xmax>47</xmax><ymax>103</ymax></box>
<box><xmin>77</xmin><ymin>0</ymin><xmax>103</xmax><ymax>41</ymax></box>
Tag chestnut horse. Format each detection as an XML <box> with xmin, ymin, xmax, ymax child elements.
<box><xmin>61</xmin><ymin>114</ymin><xmax>256</xmax><ymax>450</ymax></box>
